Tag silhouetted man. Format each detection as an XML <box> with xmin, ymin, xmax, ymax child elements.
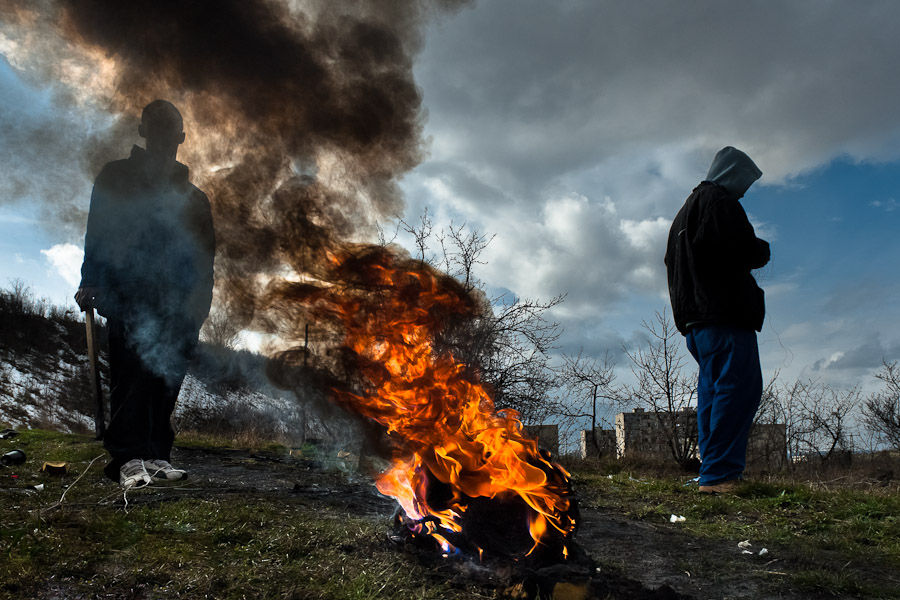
<box><xmin>665</xmin><ymin>146</ymin><xmax>769</xmax><ymax>494</ymax></box>
<box><xmin>76</xmin><ymin>100</ymin><xmax>215</xmax><ymax>488</ymax></box>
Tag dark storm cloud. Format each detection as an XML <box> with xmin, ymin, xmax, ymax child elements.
<box><xmin>813</xmin><ymin>338</ymin><xmax>900</xmax><ymax>373</ymax></box>
<box><xmin>0</xmin><ymin>0</ymin><xmax>471</xmax><ymax>336</ymax></box>
<box><xmin>398</xmin><ymin>0</ymin><xmax>900</xmax><ymax>334</ymax></box>
<box><xmin>416</xmin><ymin>0</ymin><xmax>900</xmax><ymax>194</ymax></box>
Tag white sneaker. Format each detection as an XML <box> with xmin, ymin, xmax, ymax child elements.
<box><xmin>143</xmin><ymin>459</ymin><xmax>187</xmax><ymax>482</ymax></box>
<box><xmin>120</xmin><ymin>458</ymin><xmax>151</xmax><ymax>488</ymax></box>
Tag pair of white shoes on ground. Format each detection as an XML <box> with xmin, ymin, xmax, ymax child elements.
<box><xmin>120</xmin><ymin>458</ymin><xmax>187</xmax><ymax>488</ymax></box>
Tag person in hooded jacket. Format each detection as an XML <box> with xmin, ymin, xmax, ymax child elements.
<box><xmin>75</xmin><ymin>100</ymin><xmax>215</xmax><ymax>488</ymax></box>
<box><xmin>665</xmin><ymin>146</ymin><xmax>769</xmax><ymax>493</ymax></box>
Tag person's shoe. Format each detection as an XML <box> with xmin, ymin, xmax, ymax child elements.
<box><xmin>699</xmin><ymin>478</ymin><xmax>741</xmax><ymax>494</ymax></box>
<box><xmin>143</xmin><ymin>459</ymin><xmax>187</xmax><ymax>482</ymax></box>
<box><xmin>120</xmin><ymin>458</ymin><xmax>152</xmax><ymax>489</ymax></box>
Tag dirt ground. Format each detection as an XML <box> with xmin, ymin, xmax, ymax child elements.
<box><xmin>125</xmin><ymin>445</ymin><xmax>849</xmax><ymax>600</ymax></box>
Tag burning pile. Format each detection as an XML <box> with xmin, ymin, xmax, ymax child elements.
<box><xmin>0</xmin><ymin>0</ymin><xmax>577</xmax><ymax>564</ymax></box>
<box><xmin>271</xmin><ymin>245</ymin><xmax>577</xmax><ymax>562</ymax></box>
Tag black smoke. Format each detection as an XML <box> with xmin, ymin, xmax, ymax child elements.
<box><xmin>0</xmin><ymin>0</ymin><xmax>470</xmax><ymax>339</ymax></box>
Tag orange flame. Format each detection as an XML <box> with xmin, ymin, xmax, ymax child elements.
<box><xmin>319</xmin><ymin>247</ymin><xmax>575</xmax><ymax>559</ymax></box>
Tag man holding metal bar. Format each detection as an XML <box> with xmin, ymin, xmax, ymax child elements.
<box><xmin>76</xmin><ymin>100</ymin><xmax>215</xmax><ymax>488</ymax></box>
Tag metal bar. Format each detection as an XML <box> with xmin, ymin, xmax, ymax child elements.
<box><xmin>85</xmin><ymin>308</ymin><xmax>106</xmax><ymax>440</ymax></box>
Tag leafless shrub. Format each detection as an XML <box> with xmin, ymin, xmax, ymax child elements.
<box><xmin>201</xmin><ymin>307</ymin><xmax>242</xmax><ymax>350</ymax></box>
<box><xmin>862</xmin><ymin>360</ymin><xmax>900</xmax><ymax>451</ymax></box>
<box><xmin>797</xmin><ymin>381</ymin><xmax>860</xmax><ymax>462</ymax></box>
<box><xmin>554</xmin><ymin>349</ymin><xmax>618</xmax><ymax>457</ymax></box>
<box><xmin>619</xmin><ymin>309</ymin><xmax>698</xmax><ymax>469</ymax></box>
<box><xmin>748</xmin><ymin>373</ymin><xmax>789</xmax><ymax>470</ymax></box>
<box><xmin>389</xmin><ymin>210</ymin><xmax>562</xmax><ymax>424</ymax></box>
<box><xmin>761</xmin><ymin>376</ymin><xmax>861</xmax><ymax>468</ymax></box>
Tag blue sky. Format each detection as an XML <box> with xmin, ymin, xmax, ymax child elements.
<box><xmin>2</xmin><ymin>1</ymin><xmax>900</xmax><ymax>397</ymax></box>
<box><xmin>753</xmin><ymin>159</ymin><xmax>900</xmax><ymax>385</ymax></box>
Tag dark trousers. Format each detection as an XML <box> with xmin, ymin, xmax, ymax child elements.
<box><xmin>686</xmin><ymin>324</ymin><xmax>762</xmax><ymax>486</ymax></box>
<box><xmin>102</xmin><ymin>317</ymin><xmax>190</xmax><ymax>481</ymax></box>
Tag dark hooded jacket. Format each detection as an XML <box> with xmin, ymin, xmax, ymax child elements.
<box><xmin>665</xmin><ymin>147</ymin><xmax>769</xmax><ymax>335</ymax></box>
<box><xmin>80</xmin><ymin>145</ymin><xmax>215</xmax><ymax>337</ymax></box>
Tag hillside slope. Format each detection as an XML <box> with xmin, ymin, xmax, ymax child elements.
<box><xmin>0</xmin><ymin>296</ymin><xmax>310</xmax><ymax>444</ymax></box>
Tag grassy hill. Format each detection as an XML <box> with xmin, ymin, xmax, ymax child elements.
<box><xmin>0</xmin><ymin>282</ymin><xmax>308</xmax><ymax>446</ymax></box>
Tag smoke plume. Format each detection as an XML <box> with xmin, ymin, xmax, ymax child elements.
<box><xmin>0</xmin><ymin>0</ymin><xmax>469</xmax><ymax>342</ymax></box>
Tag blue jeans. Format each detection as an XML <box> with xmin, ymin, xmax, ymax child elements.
<box><xmin>686</xmin><ymin>325</ymin><xmax>762</xmax><ymax>486</ymax></box>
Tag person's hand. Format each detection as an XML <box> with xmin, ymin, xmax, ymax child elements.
<box><xmin>75</xmin><ymin>287</ymin><xmax>101</xmax><ymax>312</ymax></box>
<box><xmin>758</xmin><ymin>239</ymin><xmax>771</xmax><ymax>265</ymax></box>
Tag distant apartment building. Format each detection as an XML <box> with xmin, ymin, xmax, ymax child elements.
<box><xmin>615</xmin><ymin>407</ymin><xmax>697</xmax><ymax>460</ymax></box>
<box><xmin>579</xmin><ymin>427</ymin><xmax>618</xmax><ymax>458</ymax></box>
<box><xmin>580</xmin><ymin>408</ymin><xmax>787</xmax><ymax>468</ymax></box>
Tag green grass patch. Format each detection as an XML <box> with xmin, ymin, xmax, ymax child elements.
<box><xmin>574</xmin><ymin>470</ymin><xmax>900</xmax><ymax>597</ymax></box>
<box><xmin>3</xmin><ymin>494</ymin><xmax>482</xmax><ymax>599</ymax></box>
<box><xmin>1</xmin><ymin>428</ymin><xmax>103</xmax><ymax>465</ymax></box>
<box><xmin>1</xmin><ymin>429</ymin><xmax>485</xmax><ymax>600</ymax></box>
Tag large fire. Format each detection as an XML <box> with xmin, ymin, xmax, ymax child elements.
<box><xmin>302</xmin><ymin>246</ymin><xmax>577</xmax><ymax>561</ymax></box>
<box><xmin>0</xmin><ymin>0</ymin><xmax>575</xmax><ymax>563</ymax></box>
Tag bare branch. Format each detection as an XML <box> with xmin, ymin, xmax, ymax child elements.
<box><xmin>862</xmin><ymin>360</ymin><xmax>900</xmax><ymax>450</ymax></box>
<box><xmin>618</xmin><ymin>309</ymin><xmax>698</xmax><ymax>467</ymax></box>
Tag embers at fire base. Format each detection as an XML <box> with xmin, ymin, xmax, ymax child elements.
<box><xmin>389</xmin><ymin>460</ymin><xmax>580</xmax><ymax>564</ymax></box>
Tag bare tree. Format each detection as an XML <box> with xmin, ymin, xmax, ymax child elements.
<box><xmin>753</xmin><ymin>370</ymin><xmax>781</xmax><ymax>426</ymax></box>
<box><xmin>803</xmin><ymin>382</ymin><xmax>859</xmax><ymax>461</ymax></box>
<box><xmin>399</xmin><ymin>207</ymin><xmax>436</xmax><ymax>265</ymax></box>
<box><xmin>201</xmin><ymin>307</ymin><xmax>242</xmax><ymax>349</ymax></box>
<box><xmin>620</xmin><ymin>309</ymin><xmax>698</xmax><ymax>468</ymax></box>
<box><xmin>555</xmin><ymin>350</ymin><xmax>618</xmax><ymax>457</ymax></box>
<box><xmin>862</xmin><ymin>360</ymin><xmax>900</xmax><ymax>451</ymax></box>
<box><xmin>750</xmin><ymin>370</ymin><xmax>790</xmax><ymax>469</ymax></box>
<box><xmin>387</xmin><ymin>209</ymin><xmax>563</xmax><ymax>424</ymax></box>
<box><xmin>445</xmin><ymin>223</ymin><xmax>495</xmax><ymax>292</ymax></box>
<box><xmin>756</xmin><ymin>376</ymin><xmax>804</xmax><ymax>464</ymax></box>
<box><xmin>440</xmin><ymin>290</ymin><xmax>565</xmax><ymax>424</ymax></box>
<box><xmin>770</xmin><ymin>378</ymin><xmax>860</xmax><ymax>464</ymax></box>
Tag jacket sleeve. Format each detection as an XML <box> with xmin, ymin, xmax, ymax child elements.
<box><xmin>79</xmin><ymin>168</ymin><xmax>116</xmax><ymax>290</ymax></box>
<box><xmin>186</xmin><ymin>189</ymin><xmax>216</xmax><ymax>328</ymax></box>
<box><xmin>694</xmin><ymin>196</ymin><xmax>769</xmax><ymax>272</ymax></box>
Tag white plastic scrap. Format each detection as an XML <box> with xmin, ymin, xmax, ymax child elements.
<box><xmin>738</xmin><ymin>540</ymin><xmax>768</xmax><ymax>556</ymax></box>
<box><xmin>670</xmin><ymin>514</ymin><xmax>686</xmax><ymax>523</ymax></box>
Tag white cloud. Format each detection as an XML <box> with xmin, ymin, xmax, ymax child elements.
<box><xmin>870</xmin><ymin>198</ymin><xmax>899</xmax><ymax>212</ymax></box>
<box><xmin>40</xmin><ymin>243</ymin><xmax>83</xmax><ymax>287</ymax></box>
<box><xmin>761</xmin><ymin>281</ymin><xmax>798</xmax><ymax>299</ymax></box>
<box><xmin>746</xmin><ymin>212</ymin><xmax>777</xmax><ymax>243</ymax></box>
<box><xmin>620</xmin><ymin>217</ymin><xmax>669</xmax><ymax>251</ymax></box>
<box><xmin>403</xmin><ymin>1</ymin><xmax>900</xmax><ymax>386</ymax></box>
<box><xmin>813</xmin><ymin>351</ymin><xmax>846</xmax><ymax>372</ymax></box>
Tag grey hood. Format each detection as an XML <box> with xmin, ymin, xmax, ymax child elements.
<box><xmin>705</xmin><ymin>146</ymin><xmax>762</xmax><ymax>198</ymax></box>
